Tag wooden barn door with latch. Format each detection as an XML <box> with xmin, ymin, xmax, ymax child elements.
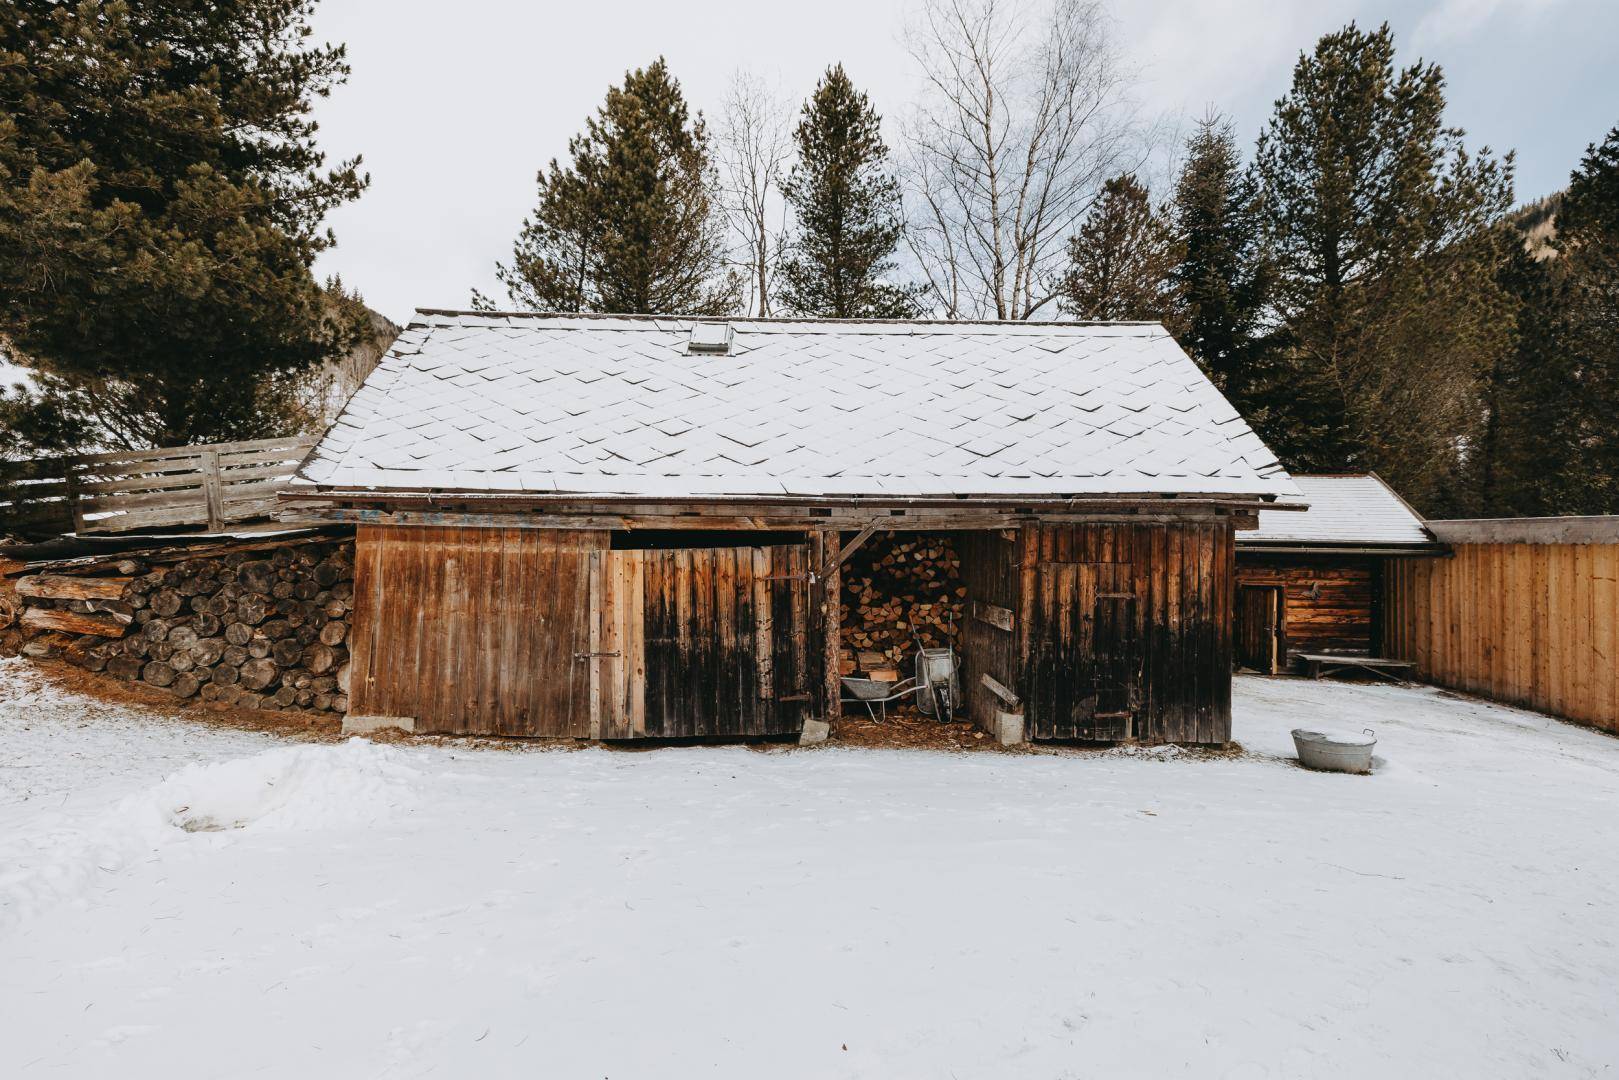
<box><xmin>589</xmin><ymin>544</ymin><xmax>811</xmax><ymax>739</ymax></box>
<box><xmin>1025</xmin><ymin>554</ymin><xmax>1143</xmax><ymax>741</ymax></box>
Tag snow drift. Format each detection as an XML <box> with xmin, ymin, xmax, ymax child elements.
<box><xmin>0</xmin><ymin>739</ymin><xmax>418</xmax><ymax>933</ymax></box>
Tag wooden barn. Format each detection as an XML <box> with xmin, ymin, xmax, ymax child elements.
<box><xmin>285</xmin><ymin>312</ymin><xmax>1298</xmax><ymax>745</ymax></box>
<box><xmin>1235</xmin><ymin>474</ymin><xmax>1440</xmax><ymax>674</ymax></box>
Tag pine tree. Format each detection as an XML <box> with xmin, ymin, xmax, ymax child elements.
<box><xmin>0</xmin><ymin>0</ymin><xmax>368</xmax><ymax>450</ymax></box>
<box><xmin>492</xmin><ymin>59</ymin><xmax>736</xmax><ymax>316</ymax></box>
<box><xmin>1253</xmin><ymin>22</ymin><xmax>1515</xmax><ymax>511</ymax></box>
<box><xmin>1549</xmin><ymin>125</ymin><xmax>1619</xmax><ymax>510</ymax></box>
<box><xmin>1060</xmin><ymin>175</ymin><xmax>1180</xmax><ymax>321</ymax></box>
<box><xmin>1169</xmin><ymin>117</ymin><xmax>1273</xmax><ymax>416</ymax></box>
<box><xmin>777</xmin><ymin>65</ymin><xmax>919</xmax><ymax>319</ymax></box>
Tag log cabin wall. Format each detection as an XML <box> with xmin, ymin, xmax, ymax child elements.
<box><xmin>349</xmin><ymin>525</ymin><xmax>605</xmax><ymax>736</ymax></box>
<box><xmin>1236</xmin><ymin>555</ymin><xmax>1380</xmax><ymax>664</ymax></box>
<box><xmin>1019</xmin><ymin>521</ymin><xmax>1234</xmax><ymax>745</ymax></box>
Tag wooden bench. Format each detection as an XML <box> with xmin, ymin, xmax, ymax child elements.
<box><xmin>1298</xmin><ymin>654</ymin><xmax>1417</xmax><ymax>685</ymax></box>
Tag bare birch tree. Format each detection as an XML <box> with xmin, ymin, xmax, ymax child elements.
<box><xmin>718</xmin><ymin>70</ymin><xmax>792</xmax><ymax>316</ymax></box>
<box><xmin>902</xmin><ymin>0</ymin><xmax>1149</xmax><ymax>319</ymax></box>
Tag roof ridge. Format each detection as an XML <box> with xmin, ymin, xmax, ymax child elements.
<box><xmin>413</xmin><ymin>308</ymin><xmax>1164</xmax><ymax>330</ymax></box>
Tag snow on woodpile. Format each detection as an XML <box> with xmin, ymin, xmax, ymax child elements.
<box><xmin>2</xmin><ymin>662</ymin><xmax>1617</xmax><ymax>1077</ymax></box>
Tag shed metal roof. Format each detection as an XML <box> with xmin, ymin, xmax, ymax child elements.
<box><xmin>292</xmin><ymin>312</ymin><xmax>1298</xmax><ymax>502</ymax></box>
<box><xmin>1245</xmin><ymin>475</ymin><xmax>1433</xmax><ymax>548</ymax></box>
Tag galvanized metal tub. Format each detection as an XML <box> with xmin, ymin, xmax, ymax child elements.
<box><xmin>1291</xmin><ymin>728</ymin><xmax>1377</xmax><ymax>774</ymax></box>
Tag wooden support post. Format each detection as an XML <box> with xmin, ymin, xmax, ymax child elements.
<box><xmin>200</xmin><ymin>449</ymin><xmax>226</xmax><ymax>533</ymax></box>
<box><xmin>817</xmin><ymin>529</ymin><xmax>843</xmax><ymax>720</ymax></box>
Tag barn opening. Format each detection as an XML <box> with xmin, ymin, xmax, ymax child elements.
<box><xmin>837</xmin><ymin>530</ymin><xmax>966</xmax><ymax>716</ymax></box>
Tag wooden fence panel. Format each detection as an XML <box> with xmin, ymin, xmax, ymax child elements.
<box><xmin>1386</xmin><ymin>543</ymin><xmax>1619</xmax><ymax>733</ymax></box>
<box><xmin>2</xmin><ymin>436</ymin><xmax>314</xmax><ymax>536</ymax></box>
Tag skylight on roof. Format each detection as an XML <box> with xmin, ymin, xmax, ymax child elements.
<box><xmin>688</xmin><ymin>322</ymin><xmax>733</xmax><ymax>354</ymax></box>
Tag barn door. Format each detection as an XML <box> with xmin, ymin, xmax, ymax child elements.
<box><xmin>591</xmin><ymin>544</ymin><xmax>810</xmax><ymax>739</ymax></box>
<box><xmin>1026</xmin><ymin>561</ymin><xmax>1142</xmax><ymax>741</ymax></box>
<box><xmin>1235</xmin><ymin>585</ymin><xmax>1283</xmax><ymax>674</ymax></box>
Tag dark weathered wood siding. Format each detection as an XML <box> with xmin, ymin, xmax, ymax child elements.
<box><xmin>1019</xmin><ymin>522</ymin><xmax>1233</xmax><ymax>744</ymax></box>
<box><xmin>1235</xmin><ymin>584</ymin><xmax>1283</xmax><ymax>673</ymax></box>
<box><xmin>349</xmin><ymin>525</ymin><xmax>604</xmax><ymax>735</ymax></box>
<box><xmin>627</xmin><ymin>544</ymin><xmax>810</xmax><ymax>738</ymax></box>
<box><xmin>955</xmin><ymin>529</ymin><xmax>1021</xmax><ymax>731</ymax></box>
<box><xmin>1236</xmin><ymin>555</ymin><xmax>1379</xmax><ymax>662</ymax></box>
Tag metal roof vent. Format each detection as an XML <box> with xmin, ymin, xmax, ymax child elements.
<box><xmin>688</xmin><ymin>321</ymin><xmax>733</xmax><ymax>355</ymax></box>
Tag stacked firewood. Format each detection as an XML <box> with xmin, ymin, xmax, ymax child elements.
<box><xmin>14</xmin><ymin>540</ymin><xmax>354</xmax><ymax>714</ymax></box>
<box><xmin>839</xmin><ymin>534</ymin><xmax>966</xmax><ymax>680</ymax></box>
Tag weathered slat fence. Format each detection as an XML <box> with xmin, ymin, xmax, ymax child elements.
<box><xmin>1</xmin><ymin>436</ymin><xmax>314</xmax><ymax>537</ymax></box>
<box><xmin>1384</xmin><ymin>517</ymin><xmax>1619</xmax><ymax>734</ymax></box>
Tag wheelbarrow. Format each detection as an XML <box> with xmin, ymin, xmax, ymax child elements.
<box><xmin>840</xmin><ymin>677</ymin><xmax>919</xmax><ymax>722</ymax></box>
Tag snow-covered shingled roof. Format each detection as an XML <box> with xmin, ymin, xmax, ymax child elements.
<box><xmin>1247</xmin><ymin>475</ymin><xmax>1433</xmax><ymax>546</ymax></box>
<box><xmin>291</xmin><ymin>312</ymin><xmax>1299</xmax><ymax>501</ymax></box>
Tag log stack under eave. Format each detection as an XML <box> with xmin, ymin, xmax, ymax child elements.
<box><xmin>7</xmin><ymin>538</ymin><xmax>355</xmax><ymax>715</ymax></box>
<box><xmin>839</xmin><ymin>532</ymin><xmax>966</xmax><ymax>681</ymax></box>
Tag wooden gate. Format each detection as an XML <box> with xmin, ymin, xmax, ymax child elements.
<box><xmin>1025</xmin><ymin>560</ymin><xmax>1142</xmax><ymax>741</ymax></box>
<box><xmin>1236</xmin><ymin>584</ymin><xmax>1283</xmax><ymax>674</ymax></box>
<box><xmin>591</xmin><ymin>543</ymin><xmax>811</xmax><ymax>739</ymax></box>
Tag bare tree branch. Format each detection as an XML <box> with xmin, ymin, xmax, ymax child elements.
<box><xmin>901</xmin><ymin>0</ymin><xmax>1152</xmax><ymax>319</ymax></box>
<box><xmin>718</xmin><ymin>70</ymin><xmax>792</xmax><ymax>317</ymax></box>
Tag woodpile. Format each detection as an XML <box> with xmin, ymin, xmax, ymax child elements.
<box><xmin>7</xmin><ymin>538</ymin><xmax>355</xmax><ymax>715</ymax></box>
<box><xmin>839</xmin><ymin>533</ymin><xmax>965</xmax><ymax>680</ymax></box>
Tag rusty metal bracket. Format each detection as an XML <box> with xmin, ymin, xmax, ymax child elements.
<box><xmin>573</xmin><ymin>651</ymin><xmax>621</xmax><ymax>661</ymax></box>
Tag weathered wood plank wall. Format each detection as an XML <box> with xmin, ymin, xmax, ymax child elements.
<box><xmin>1385</xmin><ymin>543</ymin><xmax>1619</xmax><ymax>733</ymax></box>
<box><xmin>1237</xmin><ymin>556</ymin><xmax>1379</xmax><ymax>661</ymax></box>
<box><xmin>348</xmin><ymin>525</ymin><xmax>602</xmax><ymax>735</ymax></box>
<box><xmin>621</xmin><ymin>543</ymin><xmax>810</xmax><ymax>739</ymax></box>
<box><xmin>1020</xmin><ymin>521</ymin><xmax>1233</xmax><ymax>744</ymax></box>
<box><xmin>956</xmin><ymin>529</ymin><xmax>1021</xmax><ymax>732</ymax></box>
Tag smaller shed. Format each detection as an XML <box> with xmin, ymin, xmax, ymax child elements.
<box><xmin>1235</xmin><ymin>474</ymin><xmax>1440</xmax><ymax>673</ymax></box>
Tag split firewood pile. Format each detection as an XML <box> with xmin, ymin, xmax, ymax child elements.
<box><xmin>5</xmin><ymin>538</ymin><xmax>355</xmax><ymax>714</ymax></box>
<box><xmin>839</xmin><ymin>533</ymin><xmax>966</xmax><ymax>681</ymax></box>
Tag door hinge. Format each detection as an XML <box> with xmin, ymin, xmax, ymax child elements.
<box><xmin>574</xmin><ymin>651</ymin><xmax>621</xmax><ymax>661</ymax></box>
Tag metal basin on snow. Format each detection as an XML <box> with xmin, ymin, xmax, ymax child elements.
<box><xmin>1291</xmin><ymin>728</ymin><xmax>1377</xmax><ymax>774</ymax></box>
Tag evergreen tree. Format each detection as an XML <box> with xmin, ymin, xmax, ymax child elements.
<box><xmin>777</xmin><ymin>65</ymin><xmax>918</xmax><ymax>318</ymax></box>
<box><xmin>1254</xmin><ymin>22</ymin><xmax>1515</xmax><ymax>511</ymax></box>
<box><xmin>1475</xmin><ymin>239</ymin><xmax>1577</xmax><ymax>515</ymax></box>
<box><xmin>492</xmin><ymin>59</ymin><xmax>736</xmax><ymax>316</ymax></box>
<box><xmin>0</xmin><ymin>0</ymin><xmax>368</xmax><ymax>450</ymax></box>
<box><xmin>1169</xmin><ymin>117</ymin><xmax>1273</xmax><ymax>416</ymax></box>
<box><xmin>1549</xmin><ymin>125</ymin><xmax>1619</xmax><ymax>511</ymax></box>
<box><xmin>1060</xmin><ymin>175</ymin><xmax>1180</xmax><ymax>321</ymax></box>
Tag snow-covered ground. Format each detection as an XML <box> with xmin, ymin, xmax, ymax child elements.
<box><xmin>2</xmin><ymin>657</ymin><xmax>1616</xmax><ymax>1078</ymax></box>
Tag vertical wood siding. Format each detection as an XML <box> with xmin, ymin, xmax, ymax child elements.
<box><xmin>956</xmin><ymin>529</ymin><xmax>1021</xmax><ymax>731</ymax></box>
<box><xmin>1020</xmin><ymin>522</ymin><xmax>1233</xmax><ymax>744</ymax></box>
<box><xmin>628</xmin><ymin>543</ymin><xmax>810</xmax><ymax>738</ymax></box>
<box><xmin>1385</xmin><ymin>544</ymin><xmax>1619</xmax><ymax>733</ymax></box>
<box><xmin>349</xmin><ymin>525</ymin><xmax>604</xmax><ymax>736</ymax></box>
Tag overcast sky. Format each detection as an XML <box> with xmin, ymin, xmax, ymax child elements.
<box><xmin>305</xmin><ymin>0</ymin><xmax>1619</xmax><ymax>324</ymax></box>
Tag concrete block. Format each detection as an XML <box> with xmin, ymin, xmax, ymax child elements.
<box><xmin>799</xmin><ymin>719</ymin><xmax>831</xmax><ymax>745</ymax></box>
<box><xmin>993</xmin><ymin>710</ymin><xmax>1025</xmax><ymax>747</ymax></box>
<box><xmin>342</xmin><ymin>714</ymin><xmax>416</xmax><ymax>736</ymax></box>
